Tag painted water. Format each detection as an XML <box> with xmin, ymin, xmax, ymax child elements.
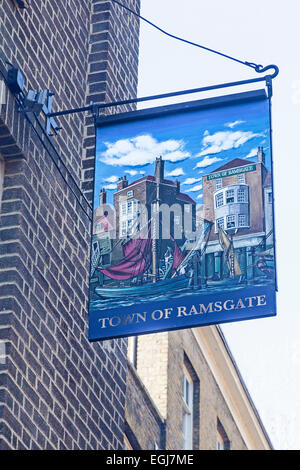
<box><xmin>90</xmin><ymin>277</ymin><xmax>274</xmax><ymax>313</ymax></box>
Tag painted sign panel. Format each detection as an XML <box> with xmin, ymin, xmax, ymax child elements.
<box><xmin>89</xmin><ymin>89</ymin><xmax>277</xmax><ymax>341</ymax></box>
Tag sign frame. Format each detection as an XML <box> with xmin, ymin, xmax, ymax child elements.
<box><xmin>89</xmin><ymin>88</ymin><xmax>277</xmax><ymax>341</ymax></box>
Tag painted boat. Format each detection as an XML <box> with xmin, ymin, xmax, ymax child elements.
<box><xmin>95</xmin><ymin>275</ymin><xmax>190</xmax><ymax>299</ymax></box>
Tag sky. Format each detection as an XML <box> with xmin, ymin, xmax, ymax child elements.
<box><xmin>95</xmin><ymin>98</ymin><xmax>271</xmax><ymax>206</ymax></box>
<box><xmin>135</xmin><ymin>0</ymin><xmax>300</xmax><ymax>450</ymax></box>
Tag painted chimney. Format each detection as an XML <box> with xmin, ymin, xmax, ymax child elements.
<box><xmin>257</xmin><ymin>146</ymin><xmax>265</xmax><ymax>165</ymax></box>
<box><xmin>175</xmin><ymin>179</ymin><xmax>180</xmax><ymax>193</ymax></box>
<box><xmin>155</xmin><ymin>156</ymin><xmax>164</xmax><ymax>182</ymax></box>
<box><xmin>99</xmin><ymin>188</ymin><xmax>107</xmax><ymax>205</ymax></box>
<box><xmin>117</xmin><ymin>175</ymin><xmax>129</xmax><ymax>191</ymax></box>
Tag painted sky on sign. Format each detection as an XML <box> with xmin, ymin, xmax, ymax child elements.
<box><xmin>95</xmin><ymin>99</ymin><xmax>270</xmax><ymax>208</ymax></box>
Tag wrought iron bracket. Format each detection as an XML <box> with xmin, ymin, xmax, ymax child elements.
<box><xmin>45</xmin><ymin>67</ymin><xmax>279</xmax><ymax>134</ymax></box>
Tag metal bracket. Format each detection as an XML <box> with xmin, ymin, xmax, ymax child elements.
<box><xmin>245</xmin><ymin>63</ymin><xmax>279</xmax><ymax>79</ymax></box>
<box><xmin>45</xmin><ymin>68</ymin><xmax>279</xmax><ymax>133</ymax></box>
<box><xmin>42</xmin><ymin>91</ymin><xmax>61</xmax><ymax>136</ymax></box>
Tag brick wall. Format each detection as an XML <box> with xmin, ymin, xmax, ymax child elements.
<box><xmin>0</xmin><ymin>0</ymin><xmax>140</xmax><ymax>449</ymax></box>
<box><xmin>125</xmin><ymin>360</ymin><xmax>164</xmax><ymax>450</ymax></box>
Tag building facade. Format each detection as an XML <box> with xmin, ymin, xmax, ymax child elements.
<box><xmin>113</xmin><ymin>156</ymin><xmax>196</xmax><ymax>243</ymax></box>
<box><xmin>125</xmin><ymin>326</ymin><xmax>273</xmax><ymax>450</ymax></box>
<box><xmin>0</xmin><ymin>0</ymin><xmax>140</xmax><ymax>450</ymax></box>
<box><xmin>202</xmin><ymin>148</ymin><xmax>274</xmax><ymax>281</ymax></box>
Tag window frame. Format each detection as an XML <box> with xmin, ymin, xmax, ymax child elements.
<box><xmin>182</xmin><ymin>366</ymin><xmax>194</xmax><ymax>450</ymax></box>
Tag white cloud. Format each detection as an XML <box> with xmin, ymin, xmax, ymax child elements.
<box><xmin>103</xmin><ymin>175</ymin><xmax>119</xmax><ymax>183</ymax></box>
<box><xmin>245</xmin><ymin>148</ymin><xmax>258</xmax><ymax>159</ymax></box>
<box><xmin>100</xmin><ymin>134</ymin><xmax>190</xmax><ymax>167</ymax></box>
<box><xmin>196</xmin><ymin>194</ymin><xmax>203</xmax><ymax>199</ymax></box>
<box><xmin>166</xmin><ymin>168</ymin><xmax>185</xmax><ymax>177</ymax></box>
<box><xmin>194</xmin><ymin>155</ymin><xmax>222</xmax><ymax>169</ymax></box>
<box><xmin>197</xmin><ymin>130</ymin><xmax>260</xmax><ymax>157</ymax></box>
<box><xmin>125</xmin><ymin>169</ymin><xmax>138</xmax><ymax>176</ymax></box>
<box><xmin>225</xmin><ymin>120</ymin><xmax>245</xmax><ymax>128</ymax></box>
<box><xmin>187</xmin><ymin>184</ymin><xmax>203</xmax><ymax>192</ymax></box>
<box><xmin>182</xmin><ymin>177</ymin><xmax>202</xmax><ymax>185</ymax></box>
<box><xmin>103</xmin><ymin>183</ymin><xmax>117</xmax><ymax>190</ymax></box>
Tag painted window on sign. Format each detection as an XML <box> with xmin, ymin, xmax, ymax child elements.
<box><xmin>226</xmin><ymin>189</ymin><xmax>235</xmax><ymax>204</ymax></box>
<box><xmin>226</xmin><ymin>214</ymin><xmax>235</xmax><ymax>229</ymax></box>
<box><xmin>215</xmin><ymin>192</ymin><xmax>224</xmax><ymax>208</ymax></box>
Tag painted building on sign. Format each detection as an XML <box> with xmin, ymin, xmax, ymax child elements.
<box><xmin>202</xmin><ymin>147</ymin><xmax>274</xmax><ymax>282</ymax></box>
<box><xmin>113</xmin><ymin>156</ymin><xmax>196</xmax><ymax>242</ymax></box>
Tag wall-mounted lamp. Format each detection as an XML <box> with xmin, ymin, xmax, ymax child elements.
<box><xmin>7</xmin><ymin>67</ymin><xmax>25</xmax><ymax>94</ymax></box>
<box><xmin>22</xmin><ymin>89</ymin><xmax>48</xmax><ymax>114</ymax></box>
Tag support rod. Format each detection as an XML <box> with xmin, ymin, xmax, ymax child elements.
<box><xmin>46</xmin><ymin>74</ymin><xmax>274</xmax><ymax>119</ymax></box>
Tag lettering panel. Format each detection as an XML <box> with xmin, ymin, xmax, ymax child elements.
<box><xmin>89</xmin><ymin>90</ymin><xmax>277</xmax><ymax>341</ymax></box>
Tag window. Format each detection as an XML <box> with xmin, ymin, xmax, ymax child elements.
<box><xmin>121</xmin><ymin>220</ymin><xmax>127</xmax><ymax>236</ymax></box>
<box><xmin>127</xmin><ymin>190</ymin><xmax>133</xmax><ymax>198</ymax></box>
<box><xmin>182</xmin><ymin>368</ymin><xmax>193</xmax><ymax>450</ymax></box>
<box><xmin>127</xmin><ymin>200</ymin><xmax>132</xmax><ymax>214</ymax></box>
<box><xmin>121</xmin><ymin>202</ymin><xmax>126</xmax><ymax>215</ymax></box>
<box><xmin>238</xmin><ymin>214</ymin><xmax>247</xmax><ymax>227</ymax></box>
<box><xmin>226</xmin><ymin>214</ymin><xmax>235</xmax><ymax>229</ymax></box>
<box><xmin>215</xmin><ymin>192</ymin><xmax>224</xmax><ymax>208</ymax></box>
<box><xmin>216</xmin><ymin>419</ymin><xmax>230</xmax><ymax>450</ymax></box>
<box><xmin>128</xmin><ymin>336</ymin><xmax>138</xmax><ymax>368</ymax></box>
<box><xmin>226</xmin><ymin>189</ymin><xmax>234</xmax><ymax>204</ymax></box>
<box><xmin>268</xmin><ymin>191</ymin><xmax>272</xmax><ymax>204</ymax></box>
<box><xmin>237</xmin><ymin>188</ymin><xmax>247</xmax><ymax>203</ymax></box>
<box><xmin>215</xmin><ymin>178</ymin><xmax>222</xmax><ymax>190</ymax></box>
<box><xmin>238</xmin><ymin>173</ymin><xmax>245</xmax><ymax>184</ymax></box>
<box><xmin>174</xmin><ymin>215</ymin><xmax>181</xmax><ymax>225</ymax></box>
<box><xmin>216</xmin><ymin>217</ymin><xmax>224</xmax><ymax>232</ymax></box>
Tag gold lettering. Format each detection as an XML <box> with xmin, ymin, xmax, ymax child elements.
<box><xmin>164</xmin><ymin>308</ymin><xmax>173</xmax><ymax>319</ymax></box>
<box><xmin>98</xmin><ymin>317</ymin><xmax>109</xmax><ymax>328</ymax></box>
<box><xmin>122</xmin><ymin>313</ymin><xmax>136</xmax><ymax>325</ymax></box>
<box><xmin>236</xmin><ymin>298</ymin><xmax>246</xmax><ymax>309</ymax></box>
<box><xmin>257</xmin><ymin>295</ymin><xmax>267</xmax><ymax>306</ymax></box>
<box><xmin>152</xmin><ymin>309</ymin><xmax>163</xmax><ymax>320</ymax></box>
<box><xmin>110</xmin><ymin>316</ymin><xmax>121</xmax><ymax>327</ymax></box>
<box><xmin>223</xmin><ymin>299</ymin><xmax>234</xmax><ymax>310</ymax></box>
<box><xmin>136</xmin><ymin>312</ymin><xmax>147</xmax><ymax>322</ymax></box>
<box><xmin>177</xmin><ymin>306</ymin><xmax>187</xmax><ymax>317</ymax></box>
<box><xmin>245</xmin><ymin>296</ymin><xmax>257</xmax><ymax>307</ymax></box>
<box><xmin>214</xmin><ymin>301</ymin><xmax>222</xmax><ymax>312</ymax></box>
<box><xmin>199</xmin><ymin>302</ymin><xmax>214</xmax><ymax>314</ymax></box>
<box><xmin>189</xmin><ymin>305</ymin><xmax>199</xmax><ymax>315</ymax></box>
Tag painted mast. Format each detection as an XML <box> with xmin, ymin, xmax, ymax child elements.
<box><xmin>152</xmin><ymin>156</ymin><xmax>163</xmax><ymax>282</ymax></box>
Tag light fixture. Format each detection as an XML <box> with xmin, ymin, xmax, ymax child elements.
<box><xmin>22</xmin><ymin>89</ymin><xmax>48</xmax><ymax>114</ymax></box>
<box><xmin>7</xmin><ymin>67</ymin><xmax>25</xmax><ymax>94</ymax></box>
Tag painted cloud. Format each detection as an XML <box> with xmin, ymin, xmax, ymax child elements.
<box><xmin>197</xmin><ymin>130</ymin><xmax>260</xmax><ymax>158</ymax></box>
<box><xmin>100</xmin><ymin>134</ymin><xmax>190</xmax><ymax>167</ymax></box>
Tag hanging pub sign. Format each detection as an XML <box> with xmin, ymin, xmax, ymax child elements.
<box><xmin>88</xmin><ymin>89</ymin><xmax>277</xmax><ymax>341</ymax></box>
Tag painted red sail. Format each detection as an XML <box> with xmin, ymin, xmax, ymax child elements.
<box><xmin>170</xmin><ymin>236</ymin><xmax>184</xmax><ymax>274</ymax></box>
<box><xmin>99</xmin><ymin>230</ymin><xmax>152</xmax><ymax>281</ymax></box>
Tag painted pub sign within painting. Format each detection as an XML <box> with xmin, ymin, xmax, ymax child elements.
<box><xmin>89</xmin><ymin>90</ymin><xmax>277</xmax><ymax>341</ymax></box>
